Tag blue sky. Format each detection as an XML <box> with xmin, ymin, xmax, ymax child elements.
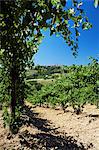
<box><xmin>34</xmin><ymin>0</ymin><xmax>99</xmax><ymax>66</ymax></box>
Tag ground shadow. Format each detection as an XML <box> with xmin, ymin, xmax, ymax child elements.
<box><xmin>18</xmin><ymin>105</ymin><xmax>92</xmax><ymax>150</ymax></box>
<box><xmin>19</xmin><ymin>131</ymin><xmax>88</xmax><ymax>150</ymax></box>
<box><xmin>20</xmin><ymin>105</ymin><xmax>58</xmax><ymax>133</ymax></box>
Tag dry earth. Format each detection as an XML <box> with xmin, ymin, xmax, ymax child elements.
<box><xmin>0</xmin><ymin>103</ymin><xmax>99</xmax><ymax>150</ymax></box>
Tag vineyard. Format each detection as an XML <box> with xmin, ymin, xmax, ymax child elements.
<box><xmin>0</xmin><ymin>56</ymin><xmax>99</xmax><ymax>149</ymax></box>
<box><xmin>0</xmin><ymin>0</ymin><xmax>99</xmax><ymax>149</ymax></box>
<box><xmin>26</xmin><ymin>58</ymin><xmax>99</xmax><ymax>114</ymax></box>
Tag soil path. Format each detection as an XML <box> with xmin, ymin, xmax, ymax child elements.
<box><xmin>0</xmin><ymin>103</ymin><xmax>99</xmax><ymax>150</ymax></box>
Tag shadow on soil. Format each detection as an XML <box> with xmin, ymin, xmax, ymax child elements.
<box><xmin>18</xmin><ymin>105</ymin><xmax>91</xmax><ymax>150</ymax></box>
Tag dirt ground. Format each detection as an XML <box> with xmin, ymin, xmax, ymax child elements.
<box><xmin>0</xmin><ymin>103</ymin><xmax>99</xmax><ymax>150</ymax></box>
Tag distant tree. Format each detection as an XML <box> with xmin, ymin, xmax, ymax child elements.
<box><xmin>0</xmin><ymin>0</ymin><xmax>92</xmax><ymax>133</ymax></box>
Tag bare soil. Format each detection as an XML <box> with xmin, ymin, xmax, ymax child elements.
<box><xmin>0</xmin><ymin>103</ymin><xmax>99</xmax><ymax>150</ymax></box>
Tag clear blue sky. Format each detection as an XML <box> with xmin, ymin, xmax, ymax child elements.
<box><xmin>34</xmin><ymin>0</ymin><xmax>99</xmax><ymax>66</ymax></box>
